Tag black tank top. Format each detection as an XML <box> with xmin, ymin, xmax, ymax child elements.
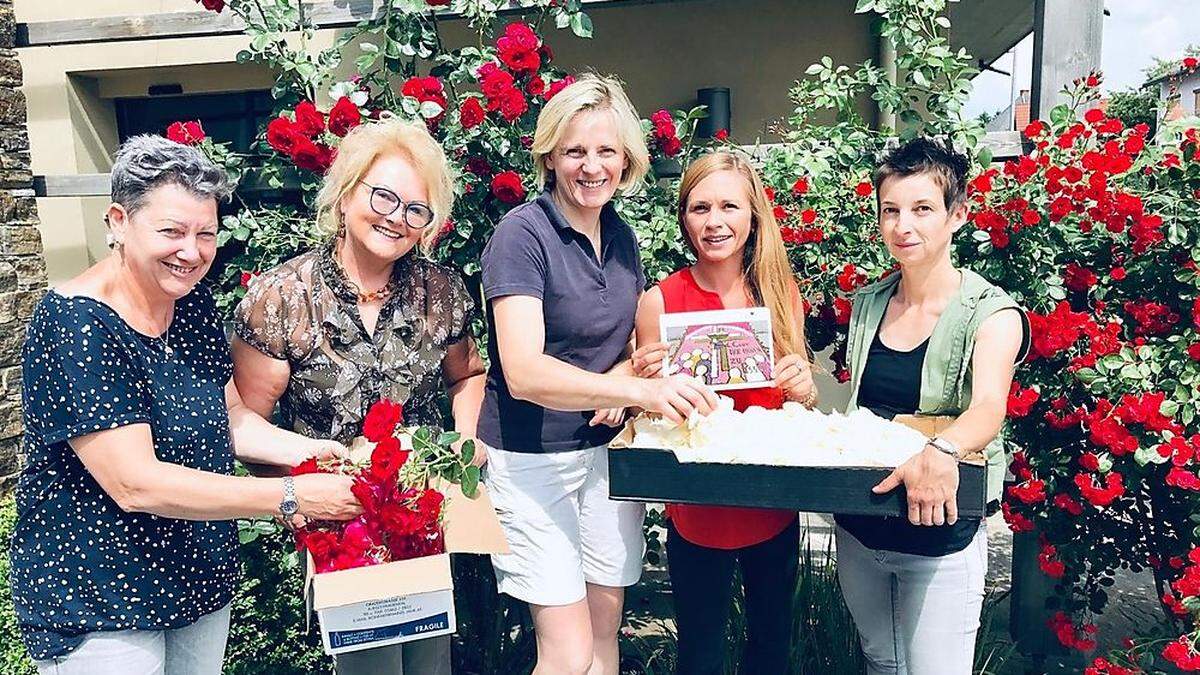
<box><xmin>834</xmin><ymin>331</ymin><xmax>981</xmax><ymax>557</ymax></box>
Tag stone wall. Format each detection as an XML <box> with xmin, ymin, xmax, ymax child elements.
<box><xmin>0</xmin><ymin>0</ymin><xmax>45</xmax><ymax>491</ymax></box>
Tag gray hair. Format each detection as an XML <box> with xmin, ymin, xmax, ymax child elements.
<box><xmin>110</xmin><ymin>134</ymin><xmax>234</xmax><ymax>214</ymax></box>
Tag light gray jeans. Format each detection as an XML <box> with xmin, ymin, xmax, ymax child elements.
<box><xmin>34</xmin><ymin>603</ymin><xmax>231</xmax><ymax>675</ymax></box>
<box><xmin>835</xmin><ymin>523</ymin><xmax>987</xmax><ymax>675</ymax></box>
<box><xmin>334</xmin><ymin>635</ymin><xmax>451</xmax><ymax>675</ymax></box>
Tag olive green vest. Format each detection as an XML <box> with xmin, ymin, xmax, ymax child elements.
<box><xmin>844</xmin><ymin>268</ymin><xmax>1030</xmax><ymax>503</ymax></box>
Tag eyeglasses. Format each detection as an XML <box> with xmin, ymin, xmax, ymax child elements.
<box><xmin>359</xmin><ymin>181</ymin><xmax>435</xmax><ymax>229</ymax></box>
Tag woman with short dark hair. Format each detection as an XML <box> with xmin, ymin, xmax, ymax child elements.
<box><xmin>12</xmin><ymin>134</ymin><xmax>361</xmax><ymax>675</ymax></box>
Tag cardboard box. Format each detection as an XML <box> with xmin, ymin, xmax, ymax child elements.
<box><xmin>608</xmin><ymin>414</ymin><xmax>988</xmax><ymax>519</ymax></box>
<box><xmin>305</xmin><ymin>482</ymin><xmax>509</xmax><ymax>655</ymax></box>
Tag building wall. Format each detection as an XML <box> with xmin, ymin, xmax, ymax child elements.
<box><xmin>1160</xmin><ymin>72</ymin><xmax>1200</xmax><ymax>121</ymax></box>
<box><xmin>16</xmin><ymin>0</ymin><xmax>873</xmax><ymax>283</ymax></box>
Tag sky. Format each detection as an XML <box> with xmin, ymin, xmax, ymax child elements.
<box><xmin>964</xmin><ymin>0</ymin><xmax>1200</xmax><ymax>119</ymax></box>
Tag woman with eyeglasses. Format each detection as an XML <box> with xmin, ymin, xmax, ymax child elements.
<box><xmin>231</xmin><ymin>117</ymin><xmax>484</xmax><ymax>675</ymax></box>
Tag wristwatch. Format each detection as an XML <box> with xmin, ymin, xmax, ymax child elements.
<box><xmin>926</xmin><ymin>436</ymin><xmax>962</xmax><ymax>460</ymax></box>
<box><xmin>280</xmin><ymin>476</ymin><xmax>299</xmax><ymax>521</ymax></box>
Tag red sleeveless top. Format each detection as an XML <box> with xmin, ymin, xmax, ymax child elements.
<box><xmin>658</xmin><ymin>268</ymin><xmax>797</xmax><ymax>549</ymax></box>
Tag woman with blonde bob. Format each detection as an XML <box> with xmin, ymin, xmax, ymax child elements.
<box><xmin>633</xmin><ymin>151</ymin><xmax>817</xmax><ymax>674</ymax></box>
<box><xmin>232</xmin><ymin>116</ymin><xmax>484</xmax><ymax>675</ymax></box>
<box><xmin>479</xmin><ymin>74</ymin><xmax>719</xmax><ymax>674</ymax></box>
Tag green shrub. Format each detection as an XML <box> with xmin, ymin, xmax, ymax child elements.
<box><xmin>0</xmin><ymin>494</ymin><xmax>36</xmax><ymax>675</ymax></box>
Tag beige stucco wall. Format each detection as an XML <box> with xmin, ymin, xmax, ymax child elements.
<box><xmin>17</xmin><ymin>0</ymin><xmax>872</xmax><ymax>283</ymax></box>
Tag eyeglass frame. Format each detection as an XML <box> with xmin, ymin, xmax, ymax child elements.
<box><xmin>358</xmin><ymin>181</ymin><xmax>436</xmax><ymax>229</ymax></box>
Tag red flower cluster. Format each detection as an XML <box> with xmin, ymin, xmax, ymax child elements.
<box><xmin>1048</xmin><ymin>611</ymin><xmax>1097</xmax><ymax>652</ymax></box>
<box><xmin>294</xmin><ymin>399</ymin><xmax>445</xmax><ymax>573</ymax></box>
<box><xmin>650</xmin><ymin>110</ymin><xmax>682</xmax><ymax>157</ymax></box>
<box><xmin>836</xmin><ymin>263</ymin><xmax>867</xmax><ymax>292</ymax></box>
<box><xmin>1006</xmin><ymin>382</ymin><xmax>1039</xmax><ymax>418</ymax></box>
<box><xmin>1074</xmin><ymin>471</ymin><xmax>1124</xmax><ymax>507</ymax></box>
<box><xmin>1007</xmin><ymin>478</ymin><xmax>1046</xmax><ymax>505</ymax></box>
<box><xmin>401</xmin><ymin>77</ymin><xmax>448</xmax><ymax>125</ymax></box>
<box><xmin>1028</xmin><ymin>301</ymin><xmax>1091</xmax><ymax>360</ymax></box>
<box><xmin>1063</xmin><ymin>262</ymin><xmax>1098</xmax><ymax>292</ymax></box>
<box><xmin>194</xmin><ymin>0</ymin><xmax>224</xmax><ymax>12</ymax></box>
<box><xmin>265</xmin><ymin>100</ymin><xmax>350</xmax><ymax>173</ymax></box>
<box><xmin>1038</xmin><ymin>542</ymin><xmax>1066</xmax><ymax>578</ymax></box>
<box><xmin>1001</xmin><ymin>500</ymin><xmax>1035</xmax><ymax>532</ymax></box>
<box><xmin>1164</xmin><ymin>638</ymin><xmax>1200</xmax><ymax>671</ymax></box>
<box><xmin>1085</xmin><ymin>657</ymin><xmax>1140</xmax><ymax>675</ymax></box>
<box><xmin>1123</xmin><ymin>300</ymin><xmax>1179</xmax><ymax>336</ymax></box>
<box><xmin>166</xmin><ymin>120</ymin><xmax>206</xmax><ymax>145</ymax></box>
<box><xmin>477</xmin><ymin>63</ymin><xmax>529</xmax><ymax>123</ymax></box>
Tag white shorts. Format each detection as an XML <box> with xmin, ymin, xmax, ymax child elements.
<box><xmin>484</xmin><ymin>444</ymin><xmax>646</xmax><ymax>607</ymax></box>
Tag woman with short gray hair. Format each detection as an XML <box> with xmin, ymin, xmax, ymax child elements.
<box><xmin>11</xmin><ymin>134</ymin><xmax>362</xmax><ymax>674</ymax></box>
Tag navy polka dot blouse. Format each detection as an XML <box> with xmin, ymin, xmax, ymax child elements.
<box><xmin>11</xmin><ymin>285</ymin><xmax>239</xmax><ymax>660</ymax></box>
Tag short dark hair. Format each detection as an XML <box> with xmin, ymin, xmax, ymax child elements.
<box><xmin>873</xmin><ymin>138</ymin><xmax>970</xmax><ymax>210</ymax></box>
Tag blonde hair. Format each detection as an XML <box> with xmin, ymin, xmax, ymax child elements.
<box><xmin>531</xmin><ymin>73</ymin><xmax>650</xmax><ymax>193</ymax></box>
<box><xmin>677</xmin><ymin>151</ymin><xmax>809</xmax><ymax>359</ymax></box>
<box><xmin>315</xmin><ymin>115</ymin><xmax>455</xmax><ymax>254</ymax></box>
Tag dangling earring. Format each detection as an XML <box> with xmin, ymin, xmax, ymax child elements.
<box><xmin>337</xmin><ymin>213</ymin><xmax>347</xmax><ymax>238</ymax></box>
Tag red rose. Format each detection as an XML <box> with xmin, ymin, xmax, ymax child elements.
<box><xmin>836</xmin><ymin>263</ymin><xmax>866</xmax><ymax>293</ymax></box>
<box><xmin>800</xmin><ymin>209</ymin><xmax>818</xmax><ymax>225</ymax></box>
<box><xmin>1006</xmin><ymin>382</ymin><xmax>1040</xmax><ymax>418</ymax></box>
<box><xmin>1023</xmin><ymin>120</ymin><xmax>1046</xmax><ymax>139</ymax></box>
<box><xmin>239</xmin><ymin>271</ymin><xmax>260</xmax><ymax>289</ymax></box>
<box><xmin>832</xmin><ymin>297</ymin><xmax>852</xmax><ymax>325</ymax></box>
<box><xmin>1063</xmin><ymin>263</ymin><xmax>1097</xmax><ymax>292</ymax></box>
<box><xmin>792</xmin><ymin>177</ymin><xmax>809</xmax><ymax>196</ymax></box>
<box><xmin>491</xmin><ymin>171</ymin><xmax>526</xmax><ymax>204</ymax></box>
<box><xmin>370</xmin><ymin>436</ymin><xmax>410</xmax><ymax>483</ymax></box>
<box><xmin>293</xmin><ymin>101</ymin><xmax>326</xmax><ymax>137</ymax></box>
<box><xmin>854</xmin><ymin>181</ymin><xmax>873</xmax><ymax>198</ymax></box>
<box><xmin>526</xmin><ymin>75</ymin><xmax>546</xmax><ymax>97</ymax></box>
<box><xmin>166</xmin><ymin>120</ymin><xmax>205</xmax><ymax>145</ymax></box>
<box><xmin>545</xmin><ymin>76</ymin><xmax>575</xmax><ymax>100</ymax></box>
<box><xmin>328</xmin><ymin>96</ymin><xmax>362</xmax><ymax>137</ymax></box>
<box><xmin>1190</xmin><ymin>343</ymin><xmax>1200</xmax><ymax>361</ymax></box>
<box><xmin>496</xmin><ymin>23</ymin><xmax>541</xmax><ymax>74</ymax></box>
<box><xmin>267</xmin><ymin>116</ymin><xmax>300</xmax><ymax>154</ymax></box>
<box><xmin>1037</xmin><ymin>543</ymin><xmax>1066</xmax><ymax>578</ymax></box>
<box><xmin>1078</xmin><ymin>452</ymin><xmax>1100</xmax><ymax>472</ymax></box>
<box><xmin>478</xmin><ymin>62</ymin><xmax>515</xmax><ymax>99</ymax></box>
<box><xmin>362</xmin><ymin>399</ymin><xmax>404</xmax><ymax>442</ymax></box>
<box><xmin>459</xmin><ymin>97</ymin><xmax>486</xmax><ymax>129</ymax></box>
<box><xmin>497</xmin><ymin>87</ymin><xmax>528</xmax><ymax>122</ymax></box>
<box><xmin>1185</xmin><ymin>56</ymin><xmax>1199</xmax><ymax>70</ymax></box>
<box><xmin>195</xmin><ymin>0</ymin><xmax>225</xmax><ymax>12</ymax></box>
<box><xmin>1083</xmin><ymin>108</ymin><xmax>1104</xmax><ymax>125</ymax></box>
<box><xmin>351</xmin><ymin>478</ymin><xmax>382</xmax><ymax>516</ymax></box>
<box><xmin>465</xmin><ymin>156</ymin><xmax>492</xmax><ymax>177</ymax></box>
<box><xmin>714</xmin><ymin>129</ymin><xmax>729</xmax><ymax>141</ymax></box>
<box><xmin>427</xmin><ymin>0</ymin><xmax>451</xmax><ymax>5</ymax></box>
<box><xmin>290</xmin><ymin>137</ymin><xmax>335</xmax><ymax>173</ymax></box>
<box><xmin>292</xmin><ymin>457</ymin><xmax>321</xmax><ymax>475</ymax></box>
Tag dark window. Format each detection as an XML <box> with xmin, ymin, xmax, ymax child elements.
<box><xmin>115</xmin><ymin>90</ymin><xmax>274</xmax><ymax>153</ymax></box>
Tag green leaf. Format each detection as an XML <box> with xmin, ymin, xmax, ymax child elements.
<box><xmin>1049</xmin><ymin>104</ymin><xmax>1072</xmax><ymax>127</ymax></box>
<box><xmin>461</xmin><ymin>465</ymin><xmax>480</xmax><ymax>498</ymax></box>
<box><xmin>854</xmin><ymin>0</ymin><xmax>876</xmax><ymax>13</ymax></box>
<box><xmin>437</xmin><ymin>430</ymin><xmax>460</xmax><ymax>446</ymax></box>
<box><xmin>1161</xmin><ymin>399</ymin><xmax>1181</xmax><ymax>418</ymax></box>
<box><xmin>569</xmin><ymin>12</ymin><xmax>594</xmax><ymax>39</ymax></box>
<box><xmin>805</xmin><ymin>63</ymin><xmax>824</xmax><ymax>76</ymax></box>
<box><xmin>460</xmin><ymin>439</ymin><xmax>475</xmax><ymax>464</ymax></box>
<box><xmin>935</xmin><ymin>16</ymin><xmax>951</xmax><ymax>29</ymax></box>
<box><xmin>419</xmin><ymin>100</ymin><xmax>445</xmax><ymax>119</ymax></box>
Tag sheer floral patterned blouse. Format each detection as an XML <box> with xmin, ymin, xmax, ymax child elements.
<box><xmin>234</xmin><ymin>243</ymin><xmax>475</xmax><ymax>442</ymax></box>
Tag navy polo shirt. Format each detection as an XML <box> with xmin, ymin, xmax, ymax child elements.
<box><xmin>478</xmin><ymin>191</ymin><xmax>645</xmax><ymax>453</ymax></box>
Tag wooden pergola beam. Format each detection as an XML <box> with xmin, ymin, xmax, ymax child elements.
<box><xmin>15</xmin><ymin>0</ymin><xmax>669</xmax><ymax>48</ymax></box>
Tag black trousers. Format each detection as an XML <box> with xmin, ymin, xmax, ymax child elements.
<box><xmin>666</xmin><ymin>517</ymin><xmax>800</xmax><ymax>675</ymax></box>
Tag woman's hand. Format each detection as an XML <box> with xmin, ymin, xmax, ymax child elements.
<box><xmin>635</xmin><ymin>375</ymin><xmax>720</xmax><ymax>425</ymax></box>
<box><xmin>589</xmin><ymin>408</ymin><xmax>627</xmax><ymax>427</ymax></box>
<box><xmin>453</xmin><ymin>436</ymin><xmax>489</xmax><ymax>467</ymax></box>
<box><xmin>775</xmin><ymin>353</ymin><xmax>816</xmax><ymax>405</ymax></box>
<box><xmin>294</xmin><ymin>473</ymin><xmax>363</xmax><ymax>521</ymax></box>
<box><xmin>872</xmin><ymin>445</ymin><xmax>960</xmax><ymax>526</ymax></box>
<box><xmin>631</xmin><ymin>342</ymin><xmax>669</xmax><ymax>379</ymax></box>
<box><xmin>273</xmin><ymin>438</ymin><xmax>348</xmax><ymax>468</ymax></box>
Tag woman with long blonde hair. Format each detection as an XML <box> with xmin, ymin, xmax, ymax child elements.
<box><xmin>632</xmin><ymin>150</ymin><xmax>817</xmax><ymax>674</ymax></box>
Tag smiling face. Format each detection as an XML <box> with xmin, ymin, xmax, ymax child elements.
<box><xmin>108</xmin><ymin>182</ymin><xmax>218</xmax><ymax>300</ymax></box>
<box><xmin>682</xmin><ymin>169</ymin><xmax>754</xmax><ymax>265</ymax></box>
<box><xmin>877</xmin><ymin>172</ymin><xmax>967</xmax><ymax>268</ymax></box>
<box><xmin>340</xmin><ymin>152</ymin><xmax>430</xmax><ymax>263</ymax></box>
<box><xmin>545</xmin><ymin>108</ymin><xmax>628</xmax><ymax>215</ymax></box>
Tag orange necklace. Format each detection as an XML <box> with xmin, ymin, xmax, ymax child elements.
<box><xmin>334</xmin><ymin>249</ymin><xmax>395</xmax><ymax>304</ymax></box>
